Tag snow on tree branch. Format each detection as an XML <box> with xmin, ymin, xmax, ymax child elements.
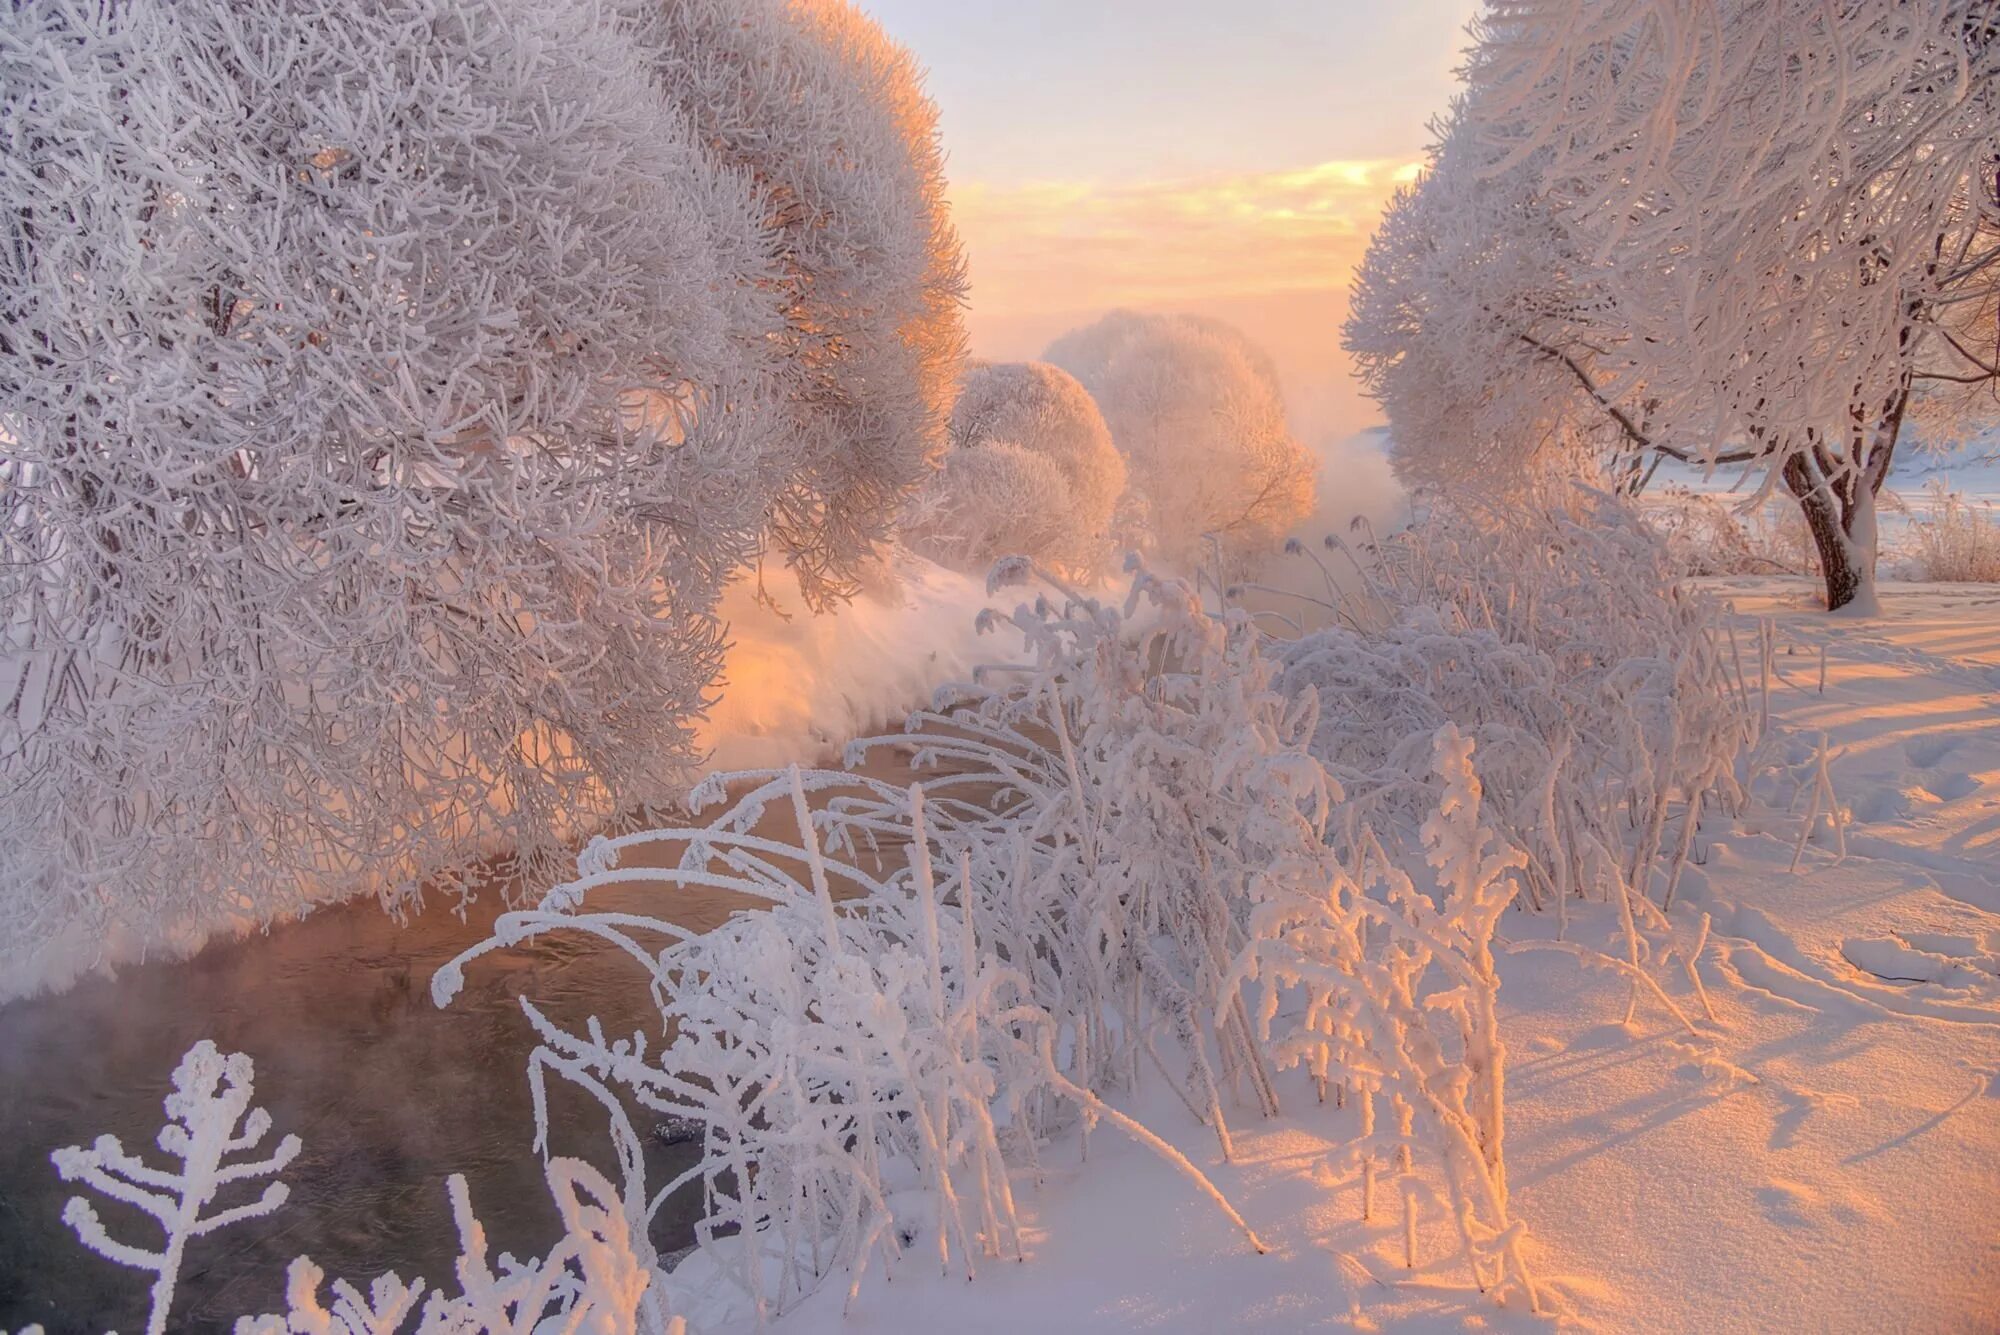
<box><xmin>1350</xmin><ymin>0</ymin><xmax>2000</xmax><ymax>610</ymax></box>
<box><xmin>645</xmin><ymin>0</ymin><xmax>969</xmax><ymax>608</ymax></box>
<box><xmin>0</xmin><ymin>0</ymin><xmax>967</xmax><ymax>997</ymax></box>
<box><xmin>41</xmin><ymin>1037</ymin><xmax>683</xmax><ymax>1333</ymax></box>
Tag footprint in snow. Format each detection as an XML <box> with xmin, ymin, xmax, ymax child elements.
<box><xmin>1756</xmin><ymin>1180</ymin><xmax>1821</xmax><ymax>1228</ymax></box>
<box><xmin>1767</xmin><ymin>1084</ymin><xmax>1859</xmax><ymax>1150</ymax></box>
<box><xmin>1756</xmin><ymin>1179</ymin><xmax>1878</xmax><ymax>1229</ymax></box>
<box><xmin>1921</xmin><ymin>771</ymin><xmax>1982</xmax><ymax>803</ymax></box>
<box><xmin>1567</xmin><ymin>1021</ymin><xmax>1644</xmax><ymax>1051</ymax></box>
<box><xmin>1903</xmin><ymin>734</ymin><xmax>1962</xmax><ymax>768</ymax></box>
<box><xmin>1851</xmin><ymin>786</ymin><xmax>1915</xmax><ymax>823</ymax></box>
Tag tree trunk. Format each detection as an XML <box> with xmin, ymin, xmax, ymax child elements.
<box><xmin>1789</xmin><ymin>469</ymin><xmax>1875</xmax><ymax>613</ymax></box>
<box><xmin>1779</xmin><ymin>390</ymin><xmax>1905</xmax><ymax>615</ymax></box>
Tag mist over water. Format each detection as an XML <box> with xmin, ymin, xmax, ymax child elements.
<box><xmin>1241</xmin><ymin>429</ymin><xmax>1407</xmax><ymax>630</ymax></box>
<box><xmin>699</xmin><ymin>555</ymin><xmax>1025</xmax><ymax>775</ymax></box>
<box><xmin>1290</xmin><ymin>428</ymin><xmax>1406</xmax><ymax>550</ymax></box>
<box><xmin>0</xmin><ymin>551</ymin><xmax>1023</xmax><ymax>1331</ymax></box>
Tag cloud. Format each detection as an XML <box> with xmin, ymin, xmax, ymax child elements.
<box><xmin>951</xmin><ymin>157</ymin><xmax>1421</xmax><ymax>317</ymax></box>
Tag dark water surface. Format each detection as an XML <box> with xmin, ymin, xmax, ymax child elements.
<box><xmin>0</xmin><ymin>754</ymin><xmax>935</xmax><ymax>1332</ymax></box>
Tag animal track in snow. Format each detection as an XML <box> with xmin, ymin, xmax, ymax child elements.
<box><xmin>1755</xmin><ymin>1180</ymin><xmax>1822</xmax><ymax>1229</ymax></box>
<box><xmin>1754</xmin><ymin>1178</ymin><xmax>1880</xmax><ymax>1230</ymax></box>
<box><xmin>1850</xmin><ymin>786</ymin><xmax>1917</xmax><ymax>823</ymax></box>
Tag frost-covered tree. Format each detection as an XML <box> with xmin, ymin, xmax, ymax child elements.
<box><xmin>647</xmin><ymin>0</ymin><xmax>969</xmax><ymax>607</ymax></box>
<box><xmin>1345</xmin><ymin>108</ymin><xmax>1636</xmax><ymax>496</ymax></box>
<box><xmin>0</xmin><ymin>0</ymin><xmax>957</xmax><ymax>989</ymax></box>
<box><xmin>1045</xmin><ymin>312</ymin><xmax>1315</xmax><ymax>574</ymax></box>
<box><xmin>906</xmin><ymin>361</ymin><xmax>1127</xmax><ymax>579</ymax></box>
<box><xmin>1456</xmin><ymin>0</ymin><xmax>2000</xmax><ymax>609</ymax></box>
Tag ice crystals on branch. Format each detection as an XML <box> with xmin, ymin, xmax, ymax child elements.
<box><xmin>42</xmin><ymin>1037</ymin><xmax>681</xmax><ymax>1333</ymax></box>
<box><xmin>232</xmin><ymin>1157</ymin><xmax>677</xmax><ymax>1335</ymax></box>
<box><xmin>52</xmin><ymin>1040</ymin><xmax>301</xmax><ymax>1335</ymax></box>
<box><xmin>1230</xmin><ymin>724</ymin><xmax>1539</xmax><ymax>1307</ymax></box>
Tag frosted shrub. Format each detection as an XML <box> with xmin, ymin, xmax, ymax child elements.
<box><xmin>1282</xmin><ymin>493</ymin><xmax>1752</xmax><ymax>915</ymax></box>
<box><xmin>52</xmin><ymin>1041</ymin><xmax>301</xmax><ymax>1335</ymax></box>
<box><xmin>905</xmin><ymin>442</ymin><xmax>1072</xmax><ymax>576</ymax></box>
<box><xmin>906</xmin><ymin>361</ymin><xmax>1127</xmax><ymax>580</ymax></box>
<box><xmin>1230</xmin><ymin>726</ymin><xmax>1539</xmax><ymax>1306</ymax></box>
<box><xmin>431</xmin><ymin>758</ymin><xmax>1265</xmax><ymax>1325</ymax></box>
<box><xmin>647</xmin><ymin>0</ymin><xmax>968</xmax><ymax>606</ymax></box>
<box><xmin>1906</xmin><ymin>480</ymin><xmax>2000</xmax><ymax>582</ymax></box>
<box><xmin>233</xmin><ymin>1158</ymin><xmax>675</xmax><ymax>1334</ymax></box>
<box><xmin>422</xmin><ymin>560</ymin><xmax>1559</xmax><ymax>1320</ymax></box>
<box><xmin>40</xmin><ymin>1040</ymin><xmax>677</xmax><ymax>1334</ymax></box>
<box><xmin>1647</xmin><ymin>488</ymin><xmax>1817</xmax><ymax>578</ymax></box>
<box><xmin>843</xmin><ymin>562</ymin><xmax>1327</xmax><ymax>1151</ymax></box>
<box><xmin>0</xmin><ymin>0</ymin><xmax>965</xmax><ymax>995</ymax></box>
<box><xmin>1045</xmin><ymin>313</ymin><xmax>1315</xmax><ymax>575</ymax></box>
<box><xmin>1265</xmin><ymin>491</ymin><xmax>1760</xmax><ymax>1040</ymax></box>
<box><xmin>435</xmin><ymin>772</ymin><xmax>1042</xmax><ymax>1321</ymax></box>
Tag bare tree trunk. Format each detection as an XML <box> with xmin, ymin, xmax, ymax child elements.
<box><xmin>1780</xmin><ymin>389</ymin><xmax>1905</xmax><ymax>614</ymax></box>
<box><xmin>1787</xmin><ymin>464</ymin><xmax>1872</xmax><ymax>612</ymax></box>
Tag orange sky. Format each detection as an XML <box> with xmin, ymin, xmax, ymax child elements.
<box><xmin>862</xmin><ymin>1</ymin><xmax>1480</xmax><ymax>442</ymax></box>
<box><xmin>951</xmin><ymin>158</ymin><xmax>1424</xmax><ymax>440</ymax></box>
<box><xmin>953</xmin><ymin>159</ymin><xmax>1423</xmax><ymax>315</ymax></box>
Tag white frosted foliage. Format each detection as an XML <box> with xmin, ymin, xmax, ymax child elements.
<box><xmin>907</xmin><ymin>361</ymin><xmax>1127</xmax><ymax>580</ymax></box>
<box><xmin>0</xmin><ymin>0</ymin><xmax>968</xmax><ymax>992</ymax></box>
<box><xmin>646</xmin><ymin>0</ymin><xmax>969</xmax><ymax>606</ymax></box>
<box><xmin>1349</xmin><ymin>0</ymin><xmax>2000</xmax><ymax>610</ymax></box>
<box><xmin>42</xmin><ymin>1038</ymin><xmax>681</xmax><ymax>1333</ymax></box>
<box><xmin>52</xmin><ymin>1041</ymin><xmax>302</xmax><ymax>1335</ymax></box>
<box><xmin>231</xmin><ymin>1157</ymin><xmax>675</xmax><ymax>1335</ymax></box>
<box><xmin>1045</xmin><ymin>312</ymin><xmax>1315</xmax><ymax>574</ymax></box>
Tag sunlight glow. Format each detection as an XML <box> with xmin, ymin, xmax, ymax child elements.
<box><xmin>952</xmin><ymin>157</ymin><xmax>1421</xmax><ymax>316</ymax></box>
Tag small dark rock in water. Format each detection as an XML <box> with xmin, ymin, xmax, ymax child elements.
<box><xmin>654</xmin><ymin>1114</ymin><xmax>705</xmax><ymax>1147</ymax></box>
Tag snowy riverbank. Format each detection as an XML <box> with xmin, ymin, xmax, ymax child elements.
<box><xmin>682</xmin><ymin>579</ymin><xmax>2000</xmax><ymax>1334</ymax></box>
<box><xmin>4</xmin><ymin>578</ymin><xmax>1993</xmax><ymax>1333</ymax></box>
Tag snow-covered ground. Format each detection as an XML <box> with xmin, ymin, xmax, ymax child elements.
<box><xmin>702</xmin><ymin>579</ymin><xmax>2000</xmax><ymax>1334</ymax></box>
